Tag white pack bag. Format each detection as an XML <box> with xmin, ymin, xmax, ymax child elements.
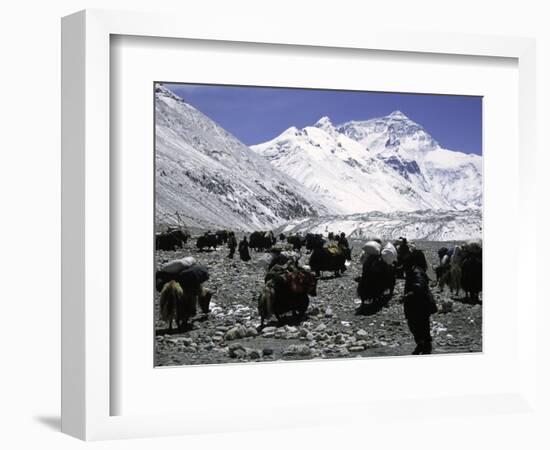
<box><xmin>362</xmin><ymin>240</ymin><xmax>382</xmax><ymax>256</ymax></box>
<box><xmin>161</xmin><ymin>256</ymin><xmax>197</xmax><ymax>274</ymax></box>
<box><xmin>381</xmin><ymin>242</ymin><xmax>397</xmax><ymax>265</ymax></box>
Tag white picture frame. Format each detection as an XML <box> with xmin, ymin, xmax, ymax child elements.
<box><xmin>61</xmin><ymin>9</ymin><xmax>537</xmax><ymax>441</ymax></box>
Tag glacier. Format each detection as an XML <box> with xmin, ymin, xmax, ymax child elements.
<box><xmin>279</xmin><ymin>209</ymin><xmax>482</xmax><ymax>241</ymax></box>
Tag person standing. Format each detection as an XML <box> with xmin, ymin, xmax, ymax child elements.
<box><xmin>403</xmin><ymin>249</ymin><xmax>437</xmax><ymax>355</ymax></box>
<box><xmin>227</xmin><ymin>232</ymin><xmax>237</xmax><ymax>259</ymax></box>
<box><xmin>338</xmin><ymin>232</ymin><xmax>349</xmax><ymax>249</ymax></box>
<box><xmin>238</xmin><ymin>236</ymin><xmax>251</xmax><ymax>261</ymax></box>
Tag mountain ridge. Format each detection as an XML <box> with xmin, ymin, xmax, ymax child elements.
<box><xmin>251</xmin><ymin>111</ymin><xmax>482</xmax><ymax>214</ymax></box>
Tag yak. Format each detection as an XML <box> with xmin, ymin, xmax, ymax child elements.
<box><xmin>159</xmin><ymin>281</ymin><xmax>212</xmax><ymax>330</ymax></box>
<box><xmin>460</xmin><ymin>244</ymin><xmax>482</xmax><ymax>303</ymax></box>
<box><xmin>438</xmin><ymin>246</ymin><xmax>463</xmax><ymax>296</ymax></box>
<box><xmin>155</xmin><ymin>228</ymin><xmax>190</xmax><ymax>251</ymax></box>
<box><xmin>258</xmin><ymin>265</ymin><xmax>317</xmax><ymax>328</ymax></box>
<box><xmin>286</xmin><ymin>234</ymin><xmax>305</xmax><ymax>251</ymax></box>
<box><xmin>159</xmin><ymin>280</ymin><xmax>185</xmax><ymax>330</ymax></box>
<box><xmin>305</xmin><ymin>233</ymin><xmax>325</xmax><ymax>251</ymax></box>
<box><xmin>196</xmin><ymin>233</ymin><xmax>218</xmax><ymax>251</ymax></box>
<box><xmin>435</xmin><ymin>243</ymin><xmax>482</xmax><ymax>302</ymax></box>
<box><xmin>157</xmin><ymin>265</ymin><xmax>212</xmax><ymax>331</ymax></box>
<box><xmin>308</xmin><ymin>240</ymin><xmax>347</xmax><ymax>277</ymax></box>
<box><xmin>356</xmin><ymin>254</ymin><xmax>396</xmax><ymax>307</ymax></box>
<box><xmin>249</xmin><ymin>231</ymin><xmax>276</xmax><ymax>251</ymax></box>
<box><xmin>215</xmin><ymin>230</ymin><xmax>229</xmax><ymax>245</ymax></box>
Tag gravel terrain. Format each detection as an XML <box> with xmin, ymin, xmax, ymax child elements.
<box><xmin>155</xmin><ymin>236</ymin><xmax>482</xmax><ymax>366</ymax></box>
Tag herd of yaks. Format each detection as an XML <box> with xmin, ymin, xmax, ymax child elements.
<box><xmin>155</xmin><ymin>227</ymin><xmax>482</xmax><ymax>332</ymax></box>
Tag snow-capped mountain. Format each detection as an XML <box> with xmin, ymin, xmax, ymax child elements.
<box><xmin>155</xmin><ymin>85</ymin><xmax>329</xmax><ymax>230</ymax></box>
<box><xmin>280</xmin><ymin>209</ymin><xmax>482</xmax><ymax>242</ymax></box>
<box><xmin>251</xmin><ymin>112</ymin><xmax>482</xmax><ymax>214</ymax></box>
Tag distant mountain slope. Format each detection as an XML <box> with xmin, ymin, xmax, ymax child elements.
<box><xmin>155</xmin><ymin>85</ymin><xmax>329</xmax><ymax>230</ymax></box>
<box><xmin>251</xmin><ymin>112</ymin><xmax>482</xmax><ymax>214</ymax></box>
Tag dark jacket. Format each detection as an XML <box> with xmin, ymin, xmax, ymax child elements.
<box><xmin>403</xmin><ymin>267</ymin><xmax>437</xmax><ymax>318</ymax></box>
<box><xmin>338</xmin><ymin>236</ymin><xmax>349</xmax><ymax>249</ymax></box>
<box><xmin>238</xmin><ymin>239</ymin><xmax>251</xmax><ymax>261</ymax></box>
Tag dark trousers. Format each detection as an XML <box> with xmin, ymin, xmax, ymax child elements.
<box><xmin>228</xmin><ymin>248</ymin><xmax>235</xmax><ymax>258</ymax></box>
<box><xmin>406</xmin><ymin>312</ymin><xmax>432</xmax><ymax>354</ymax></box>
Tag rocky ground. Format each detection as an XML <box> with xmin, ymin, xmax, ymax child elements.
<box><xmin>154</xmin><ymin>236</ymin><xmax>482</xmax><ymax>366</ymax></box>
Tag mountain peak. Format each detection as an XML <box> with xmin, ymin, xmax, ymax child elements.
<box><xmin>314</xmin><ymin>116</ymin><xmax>334</xmax><ymax>130</ymax></box>
<box><xmin>388</xmin><ymin>110</ymin><xmax>408</xmax><ymax>119</ymax></box>
<box><xmin>156</xmin><ymin>84</ymin><xmax>184</xmax><ymax>103</ymax></box>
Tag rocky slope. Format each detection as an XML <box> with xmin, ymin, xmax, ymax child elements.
<box><xmin>155</xmin><ymin>85</ymin><xmax>329</xmax><ymax>230</ymax></box>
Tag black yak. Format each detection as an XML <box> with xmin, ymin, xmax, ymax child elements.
<box><xmin>215</xmin><ymin>230</ymin><xmax>229</xmax><ymax>245</ymax></box>
<box><xmin>249</xmin><ymin>231</ymin><xmax>276</xmax><ymax>251</ymax></box>
<box><xmin>460</xmin><ymin>244</ymin><xmax>482</xmax><ymax>303</ymax></box>
<box><xmin>356</xmin><ymin>254</ymin><xmax>395</xmax><ymax>307</ymax></box>
<box><xmin>258</xmin><ymin>265</ymin><xmax>317</xmax><ymax>328</ymax></box>
<box><xmin>305</xmin><ymin>233</ymin><xmax>325</xmax><ymax>251</ymax></box>
<box><xmin>196</xmin><ymin>233</ymin><xmax>218</xmax><ymax>251</ymax></box>
<box><xmin>155</xmin><ymin>228</ymin><xmax>190</xmax><ymax>251</ymax></box>
<box><xmin>308</xmin><ymin>239</ymin><xmax>347</xmax><ymax>277</ymax></box>
<box><xmin>286</xmin><ymin>234</ymin><xmax>305</xmax><ymax>251</ymax></box>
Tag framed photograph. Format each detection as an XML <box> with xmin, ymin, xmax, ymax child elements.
<box><xmin>62</xmin><ymin>9</ymin><xmax>537</xmax><ymax>441</ymax></box>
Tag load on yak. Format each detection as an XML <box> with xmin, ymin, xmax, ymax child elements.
<box><xmin>307</xmin><ymin>234</ymin><xmax>350</xmax><ymax>277</ymax></box>
<box><xmin>257</xmin><ymin>260</ymin><xmax>317</xmax><ymax>328</ymax></box>
<box><xmin>156</xmin><ymin>257</ymin><xmax>212</xmax><ymax>330</ymax></box>
<box><xmin>356</xmin><ymin>240</ymin><xmax>396</xmax><ymax>312</ymax></box>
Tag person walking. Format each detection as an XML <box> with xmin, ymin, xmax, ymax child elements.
<box><xmin>238</xmin><ymin>236</ymin><xmax>251</xmax><ymax>261</ymax></box>
<box><xmin>403</xmin><ymin>249</ymin><xmax>437</xmax><ymax>355</ymax></box>
<box><xmin>227</xmin><ymin>232</ymin><xmax>237</xmax><ymax>259</ymax></box>
<box><xmin>337</xmin><ymin>232</ymin><xmax>349</xmax><ymax>250</ymax></box>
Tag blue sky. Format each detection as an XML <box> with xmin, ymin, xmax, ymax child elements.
<box><xmin>164</xmin><ymin>83</ymin><xmax>482</xmax><ymax>155</ymax></box>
